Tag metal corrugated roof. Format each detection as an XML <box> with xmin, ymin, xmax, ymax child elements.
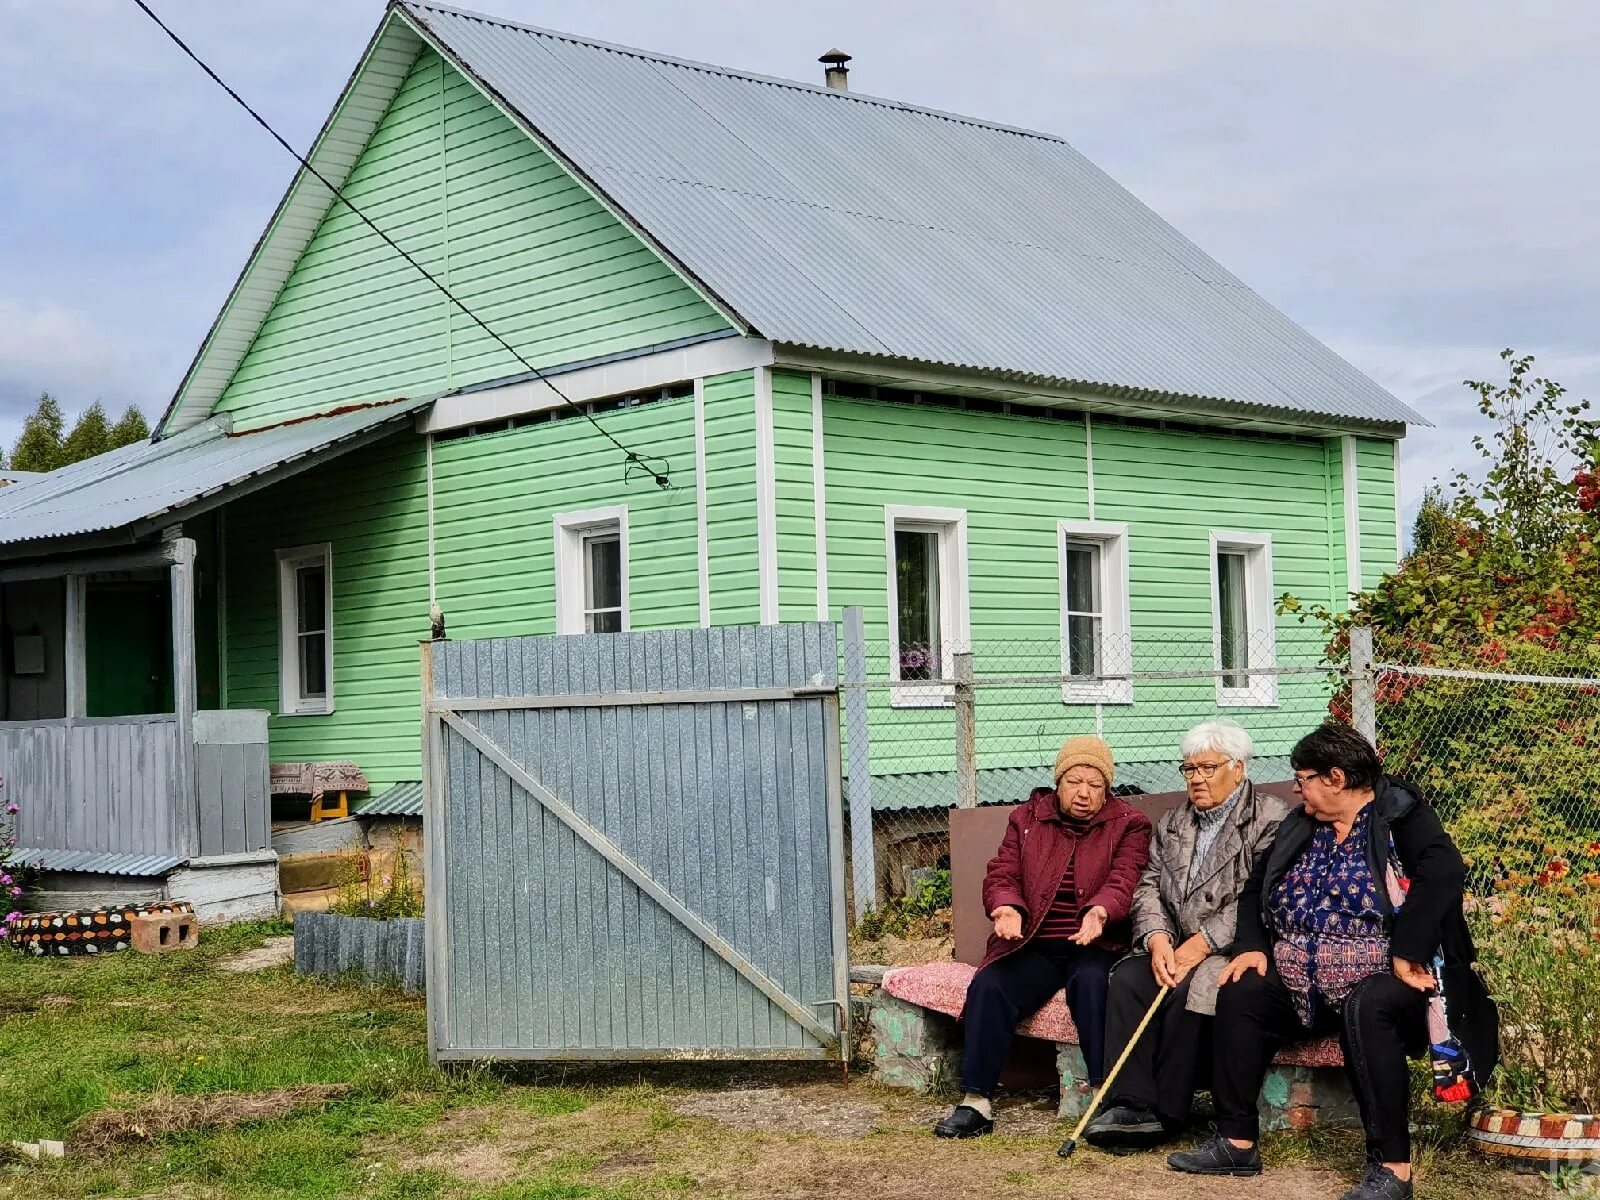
<box><xmin>354</xmin><ymin>781</ymin><xmax>424</xmax><ymax>816</ymax></box>
<box><xmin>6</xmin><ymin>849</ymin><xmax>185</xmax><ymax>876</ymax></box>
<box><xmin>400</xmin><ymin>3</ymin><xmax>1421</xmax><ymax>429</ymax></box>
<box><xmin>0</xmin><ymin>397</ymin><xmax>431</xmax><ymax>549</ymax></box>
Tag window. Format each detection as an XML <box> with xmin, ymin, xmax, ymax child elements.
<box><xmin>277</xmin><ymin>545</ymin><xmax>333</xmax><ymax>715</ymax></box>
<box><xmin>1210</xmin><ymin>531</ymin><xmax>1276</xmax><ymax>707</ymax></box>
<box><xmin>884</xmin><ymin>506</ymin><xmax>969</xmax><ymax>706</ymax></box>
<box><xmin>554</xmin><ymin>507</ymin><xmax>629</xmax><ymax>635</ymax></box>
<box><xmin>1057</xmin><ymin>521</ymin><xmax>1132</xmax><ymax>704</ymax></box>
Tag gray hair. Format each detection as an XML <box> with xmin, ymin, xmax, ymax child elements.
<box><xmin>1180</xmin><ymin>719</ymin><xmax>1254</xmax><ymax>765</ymax></box>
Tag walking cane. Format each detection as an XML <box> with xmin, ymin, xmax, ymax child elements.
<box><xmin>1056</xmin><ymin>983</ymin><xmax>1171</xmax><ymax>1158</ymax></box>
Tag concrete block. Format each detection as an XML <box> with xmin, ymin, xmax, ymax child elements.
<box><xmin>858</xmin><ymin>989</ymin><xmax>961</xmax><ymax>1093</ymax></box>
<box><xmin>130</xmin><ymin>911</ymin><xmax>199</xmax><ymax>954</ymax></box>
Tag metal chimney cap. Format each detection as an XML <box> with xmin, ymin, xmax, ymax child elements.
<box><xmin>818</xmin><ymin>49</ymin><xmax>853</xmax><ymax>66</ymax></box>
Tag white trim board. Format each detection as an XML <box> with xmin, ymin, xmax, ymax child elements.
<box><xmin>694</xmin><ymin>378</ymin><xmax>711</xmax><ymax>627</ymax></box>
<box><xmin>754</xmin><ymin>366</ymin><xmax>779</xmax><ymax>625</ymax></box>
<box><xmin>810</xmin><ymin>373</ymin><xmax>830</xmax><ymax>621</ymax></box>
<box><xmin>1341</xmin><ymin>435</ymin><xmax>1362</xmax><ymax>601</ymax></box>
<box><xmin>423</xmin><ymin>337</ymin><xmax>774</xmax><ymax>432</ymax></box>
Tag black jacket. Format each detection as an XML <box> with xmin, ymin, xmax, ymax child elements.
<box><xmin>1233</xmin><ymin>777</ymin><xmax>1498</xmax><ymax>1081</ymax></box>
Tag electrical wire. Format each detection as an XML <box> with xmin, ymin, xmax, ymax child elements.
<box><xmin>129</xmin><ymin>0</ymin><xmax>673</xmax><ymax>489</ymax></box>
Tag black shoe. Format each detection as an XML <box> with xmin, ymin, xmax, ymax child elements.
<box><xmin>933</xmin><ymin>1104</ymin><xmax>994</xmax><ymax>1138</ymax></box>
<box><xmin>1339</xmin><ymin>1164</ymin><xmax>1413</xmax><ymax>1200</ymax></box>
<box><xmin>1082</xmin><ymin>1105</ymin><xmax>1167</xmax><ymax>1149</ymax></box>
<box><xmin>1166</xmin><ymin>1132</ymin><xmax>1263</xmax><ymax>1176</ymax></box>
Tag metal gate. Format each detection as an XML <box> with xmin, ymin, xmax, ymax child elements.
<box><xmin>422</xmin><ymin>623</ymin><xmax>848</xmax><ymax>1062</ymax></box>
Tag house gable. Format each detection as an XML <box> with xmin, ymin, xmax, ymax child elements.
<box><xmin>172</xmin><ymin>30</ymin><xmax>733</xmax><ymax>435</ymax></box>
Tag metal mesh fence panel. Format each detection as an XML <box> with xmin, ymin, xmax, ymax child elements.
<box><xmin>841</xmin><ymin>615</ymin><xmax>1338</xmax><ymax>921</ymax></box>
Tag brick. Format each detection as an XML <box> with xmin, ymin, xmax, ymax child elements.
<box><xmin>129</xmin><ymin>912</ymin><xmax>199</xmax><ymax>954</ymax></box>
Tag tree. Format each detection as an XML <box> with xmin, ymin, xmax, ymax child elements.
<box><xmin>109</xmin><ymin>406</ymin><xmax>150</xmax><ymax>448</ymax></box>
<box><xmin>1409</xmin><ymin>484</ymin><xmax>1459</xmax><ymax>557</ymax></box>
<box><xmin>60</xmin><ymin>401</ymin><xmax>114</xmax><ymax>465</ymax></box>
<box><xmin>9</xmin><ymin>393</ymin><xmax>65</xmax><ymax>473</ymax></box>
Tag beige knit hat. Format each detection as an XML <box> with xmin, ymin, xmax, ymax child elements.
<box><xmin>1054</xmin><ymin>734</ymin><xmax>1116</xmax><ymax>788</ymax></box>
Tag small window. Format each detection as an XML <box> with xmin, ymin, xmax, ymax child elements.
<box><xmin>277</xmin><ymin>545</ymin><xmax>333</xmax><ymax>715</ymax></box>
<box><xmin>1058</xmin><ymin>521</ymin><xmax>1132</xmax><ymax>704</ymax></box>
<box><xmin>885</xmin><ymin>506</ymin><xmax>969</xmax><ymax>707</ymax></box>
<box><xmin>1210</xmin><ymin>532</ymin><xmax>1276</xmax><ymax>707</ymax></box>
<box><xmin>555</xmin><ymin>507</ymin><xmax>629</xmax><ymax>635</ymax></box>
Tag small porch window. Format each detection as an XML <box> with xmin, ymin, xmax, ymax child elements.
<box><xmin>555</xmin><ymin>507</ymin><xmax>629</xmax><ymax>634</ymax></box>
<box><xmin>277</xmin><ymin>544</ymin><xmax>333</xmax><ymax>715</ymax></box>
<box><xmin>1210</xmin><ymin>531</ymin><xmax>1276</xmax><ymax>707</ymax></box>
<box><xmin>884</xmin><ymin>505</ymin><xmax>969</xmax><ymax>707</ymax></box>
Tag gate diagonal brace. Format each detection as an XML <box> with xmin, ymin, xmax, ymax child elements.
<box><xmin>436</xmin><ymin>709</ymin><xmax>839</xmax><ymax>1048</ymax></box>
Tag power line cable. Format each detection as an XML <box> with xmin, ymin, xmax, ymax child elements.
<box><xmin>129</xmin><ymin>0</ymin><xmax>672</xmax><ymax>488</ymax></box>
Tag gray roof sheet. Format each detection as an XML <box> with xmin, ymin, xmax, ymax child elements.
<box><xmin>0</xmin><ymin>398</ymin><xmax>430</xmax><ymax>548</ymax></box>
<box><xmin>354</xmin><ymin>781</ymin><xmax>423</xmax><ymax>816</ymax></box>
<box><xmin>402</xmin><ymin>3</ymin><xmax>1420</xmax><ymax>428</ymax></box>
<box><xmin>6</xmin><ymin>848</ymin><xmax>185</xmax><ymax>876</ymax></box>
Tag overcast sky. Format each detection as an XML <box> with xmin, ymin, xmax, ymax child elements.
<box><xmin>6</xmin><ymin>1</ymin><xmax>1599</xmax><ymax>529</ymax></box>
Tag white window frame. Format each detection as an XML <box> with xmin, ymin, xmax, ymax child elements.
<box><xmin>554</xmin><ymin>506</ymin><xmax>630</xmax><ymax>635</ymax></box>
<box><xmin>1057</xmin><ymin>520</ymin><xmax>1132</xmax><ymax>705</ymax></box>
<box><xmin>883</xmin><ymin>505</ymin><xmax>969</xmax><ymax>708</ymax></box>
<box><xmin>276</xmin><ymin>543</ymin><xmax>334</xmax><ymax>716</ymax></box>
<box><xmin>1209</xmin><ymin>530</ymin><xmax>1277</xmax><ymax>708</ymax></box>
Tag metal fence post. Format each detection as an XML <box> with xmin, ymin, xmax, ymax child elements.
<box><xmin>1350</xmin><ymin>625</ymin><xmax>1377</xmax><ymax>746</ymax></box>
<box><xmin>842</xmin><ymin>606</ymin><xmax>878</xmax><ymax>913</ymax></box>
<box><xmin>954</xmin><ymin>650</ymin><xmax>977</xmax><ymax>808</ymax></box>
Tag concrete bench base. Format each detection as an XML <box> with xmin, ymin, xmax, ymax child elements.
<box><xmin>858</xmin><ymin>987</ymin><xmax>1358</xmax><ymax>1131</ymax></box>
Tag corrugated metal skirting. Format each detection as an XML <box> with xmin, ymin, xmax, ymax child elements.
<box><xmin>424</xmin><ymin>624</ymin><xmax>848</xmax><ymax>1062</ymax></box>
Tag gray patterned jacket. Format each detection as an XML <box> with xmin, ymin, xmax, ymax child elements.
<box><xmin>1129</xmin><ymin>779</ymin><xmax>1286</xmax><ymax>1015</ymax></box>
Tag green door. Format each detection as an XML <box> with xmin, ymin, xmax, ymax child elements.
<box><xmin>85</xmin><ymin>579</ymin><xmax>173</xmax><ymax>717</ymax></box>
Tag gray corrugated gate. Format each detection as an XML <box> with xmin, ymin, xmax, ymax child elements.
<box><xmin>423</xmin><ymin>624</ymin><xmax>848</xmax><ymax>1062</ymax></box>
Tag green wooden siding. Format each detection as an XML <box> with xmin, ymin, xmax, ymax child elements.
<box><xmin>772</xmin><ymin>369</ymin><xmax>820</xmax><ymax>623</ymax></box>
<box><xmin>702</xmin><ymin>370</ymin><xmax>760</xmax><ymax>625</ymax></box>
<box><xmin>431</xmin><ymin>399</ymin><xmax>702</xmax><ymax>640</ymax></box>
<box><xmin>1356</xmin><ymin>437</ymin><xmax>1400</xmax><ymax>588</ymax></box>
<box><xmin>819</xmin><ymin>395</ymin><xmax>1345</xmax><ymax>778</ymax></box>
<box><xmin>222</xmin><ymin>434</ymin><xmax>430</xmax><ymax>791</ymax></box>
<box><xmin>213</xmin><ymin>48</ymin><xmax>729</xmax><ymax>431</ymax></box>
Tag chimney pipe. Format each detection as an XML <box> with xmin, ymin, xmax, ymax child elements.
<box><xmin>819</xmin><ymin>49</ymin><xmax>852</xmax><ymax>91</ymax></box>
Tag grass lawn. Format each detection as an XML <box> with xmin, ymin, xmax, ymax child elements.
<box><xmin>0</xmin><ymin>922</ymin><xmax>1541</xmax><ymax>1200</ymax></box>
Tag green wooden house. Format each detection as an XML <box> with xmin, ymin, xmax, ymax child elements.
<box><xmin>0</xmin><ymin>2</ymin><xmax>1417</xmax><ymax>909</ymax></box>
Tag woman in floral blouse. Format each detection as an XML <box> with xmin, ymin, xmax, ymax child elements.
<box><xmin>1166</xmin><ymin>724</ymin><xmax>1496</xmax><ymax>1200</ymax></box>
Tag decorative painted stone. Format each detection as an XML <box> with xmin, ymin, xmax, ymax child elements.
<box><xmin>1468</xmin><ymin>1106</ymin><xmax>1600</xmax><ymax>1174</ymax></box>
<box><xmin>8</xmin><ymin>901</ymin><xmax>194</xmax><ymax>957</ymax></box>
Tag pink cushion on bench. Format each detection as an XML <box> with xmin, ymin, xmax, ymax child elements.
<box><xmin>882</xmin><ymin>960</ymin><xmax>1345</xmax><ymax>1069</ymax></box>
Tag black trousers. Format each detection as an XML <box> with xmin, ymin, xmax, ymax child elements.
<box><xmin>1212</xmin><ymin>965</ymin><xmax>1427</xmax><ymax>1162</ymax></box>
<box><xmin>1103</xmin><ymin>954</ymin><xmax>1210</xmax><ymax>1125</ymax></box>
<box><xmin>960</xmin><ymin>941</ymin><xmax>1116</xmax><ymax>1097</ymax></box>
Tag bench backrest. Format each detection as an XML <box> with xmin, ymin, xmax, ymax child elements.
<box><xmin>949</xmin><ymin>781</ymin><xmax>1298</xmax><ymax>964</ymax></box>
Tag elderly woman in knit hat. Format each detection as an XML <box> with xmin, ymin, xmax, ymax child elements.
<box><xmin>1081</xmin><ymin>719</ymin><xmax>1285</xmax><ymax>1152</ymax></box>
<box><xmin>935</xmin><ymin>735</ymin><xmax>1153</xmax><ymax>1138</ymax></box>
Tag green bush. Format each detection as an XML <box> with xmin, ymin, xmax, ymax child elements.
<box><xmin>855</xmin><ymin>868</ymin><xmax>951</xmax><ymax>940</ymax></box>
<box><xmin>326</xmin><ymin>851</ymin><xmax>424</xmax><ymax>920</ymax></box>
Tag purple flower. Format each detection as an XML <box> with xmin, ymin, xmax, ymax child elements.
<box><xmin>8</xmin><ymin>887</ymin><xmax>19</xmax><ymax>897</ymax></box>
<box><xmin>4</xmin><ymin>912</ymin><xmax>18</xmax><ymax>922</ymax></box>
<box><xmin>4</xmin><ymin>804</ymin><xmax>16</xmax><ymax>815</ymax></box>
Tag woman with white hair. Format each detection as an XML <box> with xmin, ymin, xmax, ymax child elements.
<box><xmin>1079</xmin><ymin>719</ymin><xmax>1285</xmax><ymax>1152</ymax></box>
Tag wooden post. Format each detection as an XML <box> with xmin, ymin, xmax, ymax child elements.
<box><xmin>63</xmin><ymin>575</ymin><xmax>85</xmax><ymax>719</ymax></box>
<box><xmin>953</xmin><ymin>650</ymin><xmax>976</xmax><ymax>808</ymax></box>
<box><xmin>171</xmin><ymin>537</ymin><xmax>200</xmax><ymax>857</ymax></box>
<box><xmin>842</xmin><ymin>606</ymin><xmax>878</xmax><ymax>913</ymax></box>
<box><xmin>1349</xmin><ymin>625</ymin><xmax>1377</xmax><ymax>747</ymax></box>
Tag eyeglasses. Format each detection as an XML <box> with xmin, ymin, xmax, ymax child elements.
<box><xmin>1291</xmin><ymin>771</ymin><xmax>1325</xmax><ymax>788</ymax></box>
<box><xmin>1179</xmin><ymin>761</ymin><xmax>1232</xmax><ymax>780</ymax></box>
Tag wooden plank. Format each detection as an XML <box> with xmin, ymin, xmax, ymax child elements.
<box><xmin>438</xmin><ymin>709</ymin><xmax>835</xmax><ymax>1046</ymax></box>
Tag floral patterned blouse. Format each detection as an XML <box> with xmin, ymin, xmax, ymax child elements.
<box><xmin>1268</xmin><ymin>805</ymin><xmax>1392</xmax><ymax>1026</ymax></box>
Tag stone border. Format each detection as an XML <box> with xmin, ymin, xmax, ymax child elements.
<box><xmin>292</xmin><ymin>912</ymin><xmax>425</xmax><ymax>994</ymax></box>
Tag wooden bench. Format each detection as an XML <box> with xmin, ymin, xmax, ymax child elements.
<box><xmin>860</xmin><ymin>959</ymin><xmax>1357</xmax><ymax>1130</ymax></box>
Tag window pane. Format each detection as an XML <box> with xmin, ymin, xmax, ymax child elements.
<box><xmin>1064</xmin><ymin>540</ymin><xmax>1101</xmax><ymax>615</ymax></box>
<box><xmin>894</xmin><ymin>528</ymin><xmax>941</xmax><ymax>680</ymax></box>
<box><xmin>584</xmin><ymin>533</ymin><xmax>622</xmax><ymax>614</ymax></box>
<box><xmin>1218</xmin><ymin>549</ymin><xmax>1250</xmax><ymax>687</ymax></box>
<box><xmin>299</xmin><ymin>631</ymin><xmax>327</xmax><ymax>699</ymax></box>
<box><xmin>1067</xmin><ymin>613</ymin><xmax>1101</xmax><ymax>678</ymax></box>
<box><xmin>587</xmin><ymin>609</ymin><xmax>623</xmax><ymax>635</ymax></box>
<box><xmin>296</xmin><ymin>565</ymin><xmax>326</xmax><ymax>634</ymax></box>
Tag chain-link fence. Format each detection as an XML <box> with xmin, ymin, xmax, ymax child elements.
<box><xmin>840</xmin><ymin>608</ymin><xmax>1337</xmax><ymax>917</ymax></box>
